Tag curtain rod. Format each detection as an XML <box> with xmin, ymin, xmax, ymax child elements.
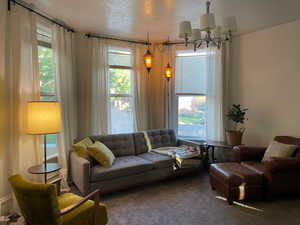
<box><xmin>162</xmin><ymin>41</ymin><xmax>194</xmax><ymax>46</ymax></box>
<box><xmin>8</xmin><ymin>0</ymin><xmax>75</xmax><ymax>32</ymax></box>
<box><xmin>86</xmin><ymin>34</ymin><xmax>151</xmax><ymax>46</ymax></box>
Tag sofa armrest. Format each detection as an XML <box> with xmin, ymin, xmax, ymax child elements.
<box><xmin>265</xmin><ymin>157</ymin><xmax>300</xmax><ymax>173</ymax></box>
<box><xmin>233</xmin><ymin>146</ymin><xmax>267</xmax><ymax>162</ymax></box>
<box><xmin>70</xmin><ymin>151</ymin><xmax>91</xmax><ymax>195</ymax></box>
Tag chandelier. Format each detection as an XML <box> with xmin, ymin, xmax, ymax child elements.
<box><xmin>178</xmin><ymin>0</ymin><xmax>235</xmax><ymax>50</ymax></box>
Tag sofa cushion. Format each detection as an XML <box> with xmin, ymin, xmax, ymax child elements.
<box><xmin>133</xmin><ymin>132</ymin><xmax>148</xmax><ymax>155</ymax></box>
<box><xmin>90</xmin><ymin>134</ymin><xmax>135</xmax><ymax>157</ymax></box>
<box><xmin>137</xmin><ymin>152</ymin><xmax>174</xmax><ymax>169</ymax></box>
<box><xmin>241</xmin><ymin>161</ymin><xmax>266</xmax><ymax>176</ymax></box>
<box><xmin>90</xmin><ymin>156</ymin><xmax>154</xmax><ymax>182</ymax></box>
<box><xmin>147</xmin><ymin>129</ymin><xmax>177</xmax><ymax>149</ymax></box>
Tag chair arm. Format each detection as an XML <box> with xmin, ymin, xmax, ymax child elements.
<box><xmin>60</xmin><ymin>189</ymin><xmax>100</xmax><ymax>216</ymax></box>
<box><xmin>233</xmin><ymin>146</ymin><xmax>267</xmax><ymax>162</ymax></box>
<box><xmin>50</xmin><ymin>178</ymin><xmax>62</xmax><ymax>196</ymax></box>
<box><xmin>265</xmin><ymin>157</ymin><xmax>300</xmax><ymax>173</ymax></box>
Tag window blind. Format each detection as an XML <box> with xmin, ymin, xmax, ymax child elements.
<box><xmin>175</xmin><ymin>52</ymin><xmax>207</xmax><ymax>95</ymax></box>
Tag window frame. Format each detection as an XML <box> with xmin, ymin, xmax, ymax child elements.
<box><xmin>107</xmin><ymin>47</ymin><xmax>135</xmax><ymax>134</ymax></box>
<box><xmin>37</xmin><ymin>30</ymin><xmax>58</xmax><ymax>159</ymax></box>
<box><xmin>175</xmin><ymin>51</ymin><xmax>208</xmax><ymax>141</ymax></box>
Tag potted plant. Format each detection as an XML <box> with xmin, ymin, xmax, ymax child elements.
<box><xmin>225</xmin><ymin>104</ymin><xmax>248</xmax><ymax>146</ymax></box>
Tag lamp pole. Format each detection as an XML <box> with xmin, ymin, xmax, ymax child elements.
<box><xmin>43</xmin><ymin>134</ymin><xmax>47</xmax><ymax>183</ymax></box>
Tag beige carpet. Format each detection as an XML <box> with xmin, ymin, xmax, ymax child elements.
<box><xmin>74</xmin><ymin>172</ymin><xmax>300</xmax><ymax>225</ymax></box>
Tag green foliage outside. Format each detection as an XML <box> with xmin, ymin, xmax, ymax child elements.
<box><xmin>38</xmin><ymin>46</ymin><xmax>57</xmax><ymax>155</ymax></box>
<box><xmin>178</xmin><ymin>96</ymin><xmax>206</xmax><ymax>125</ymax></box>
<box><xmin>38</xmin><ymin>46</ymin><xmax>55</xmax><ymax>94</ymax></box>
<box><xmin>109</xmin><ymin>68</ymin><xmax>131</xmax><ymax>95</ymax></box>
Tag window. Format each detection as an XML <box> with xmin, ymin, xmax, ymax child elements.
<box><xmin>108</xmin><ymin>46</ymin><xmax>134</xmax><ymax>134</ymax></box>
<box><xmin>175</xmin><ymin>51</ymin><xmax>208</xmax><ymax>140</ymax></box>
<box><xmin>37</xmin><ymin>28</ymin><xmax>58</xmax><ymax>158</ymax></box>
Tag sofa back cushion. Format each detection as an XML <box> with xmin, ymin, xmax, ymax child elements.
<box><xmin>146</xmin><ymin>129</ymin><xmax>177</xmax><ymax>149</ymax></box>
<box><xmin>274</xmin><ymin>136</ymin><xmax>300</xmax><ymax>157</ymax></box>
<box><xmin>133</xmin><ymin>132</ymin><xmax>148</xmax><ymax>155</ymax></box>
<box><xmin>90</xmin><ymin>134</ymin><xmax>135</xmax><ymax>157</ymax></box>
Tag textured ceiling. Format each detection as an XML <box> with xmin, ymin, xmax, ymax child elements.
<box><xmin>23</xmin><ymin>0</ymin><xmax>300</xmax><ymax>42</ymax></box>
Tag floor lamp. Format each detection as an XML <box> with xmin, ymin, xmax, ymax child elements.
<box><xmin>26</xmin><ymin>101</ymin><xmax>62</xmax><ymax>183</ymax></box>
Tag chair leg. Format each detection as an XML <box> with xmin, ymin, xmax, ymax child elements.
<box><xmin>227</xmin><ymin>197</ymin><xmax>233</xmax><ymax>205</ymax></box>
<box><xmin>93</xmin><ymin>192</ymin><xmax>100</xmax><ymax>225</ymax></box>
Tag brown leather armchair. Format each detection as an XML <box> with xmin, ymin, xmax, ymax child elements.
<box><xmin>233</xmin><ymin>136</ymin><xmax>300</xmax><ymax>200</ymax></box>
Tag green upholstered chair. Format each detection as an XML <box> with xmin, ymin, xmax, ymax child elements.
<box><xmin>9</xmin><ymin>175</ymin><xmax>108</xmax><ymax>225</ymax></box>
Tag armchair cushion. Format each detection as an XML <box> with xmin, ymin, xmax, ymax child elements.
<box><xmin>58</xmin><ymin>193</ymin><xmax>107</xmax><ymax>225</ymax></box>
<box><xmin>262</xmin><ymin>141</ymin><xmax>298</xmax><ymax>162</ymax></box>
<box><xmin>241</xmin><ymin>161</ymin><xmax>266</xmax><ymax>176</ymax></box>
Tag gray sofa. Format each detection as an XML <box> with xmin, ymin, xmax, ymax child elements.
<box><xmin>70</xmin><ymin>129</ymin><xmax>203</xmax><ymax>195</ymax></box>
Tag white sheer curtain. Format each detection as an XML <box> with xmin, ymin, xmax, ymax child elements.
<box><xmin>7</xmin><ymin>4</ymin><xmax>43</xmax><ymax>178</ymax></box>
<box><xmin>0</xmin><ymin>0</ymin><xmax>10</xmax><ymax>199</ymax></box>
<box><xmin>205</xmin><ymin>47</ymin><xmax>225</xmax><ymax>142</ymax></box>
<box><xmin>133</xmin><ymin>44</ymin><xmax>149</xmax><ymax>131</ymax></box>
<box><xmin>0</xmin><ymin>2</ymin><xmax>43</xmax><ymax>203</ymax></box>
<box><xmin>90</xmin><ymin>38</ymin><xmax>109</xmax><ymax>135</ymax></box>
<box><xmin>52</xmin><ymin>25</ymin><xmax>77</xmax><ymax>189</ymax></box>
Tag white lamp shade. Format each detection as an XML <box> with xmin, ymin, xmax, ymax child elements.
<box><xmin>223</xmin><ymin>16</ymin><xmax>237</xmax><ymax>32</ymax></box>
<box><xmin>179</xmin><ymin>21</ymin><xmax>192</xmax><ymax>38</ymax></box>
<box><xmin>191</xmin><ymin>29</ymin><xmax>202</xmax><ymax>41</ymax></box>
<box><xmin>27</xmin><ymin>101</ymin><xmax>62</xmax><ymax>135</ymax></box>
<box><xmin>200</xmin><ymin>13</ymin><xmax>216</xmax><ymax>30</ymax></box>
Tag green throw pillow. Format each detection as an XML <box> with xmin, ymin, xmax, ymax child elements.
<box><xmin>73</xmin><ymin>137</ymin><xmax>93</xmax><ymax>160</ymax></box>
<box><xmin>87</xmin><ymin>141</ymin><xmax>115</xmax><ymax>167</ymax></box>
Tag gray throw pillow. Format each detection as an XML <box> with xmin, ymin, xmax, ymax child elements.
<box><xmin>262</xmin><ymin>140</ymin><xmax>298</xmax><ymax>162</ymax></box>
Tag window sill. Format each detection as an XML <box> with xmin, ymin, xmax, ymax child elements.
<box><xmin>46</xmin><ymin>153</ymin><xmax>58</xmax><ymax>163</ymax></box>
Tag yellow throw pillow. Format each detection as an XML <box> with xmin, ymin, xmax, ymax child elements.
<box><xmin>87</xmin><ymin>141</ymin><xmax>115</xmax><ymax>168</ymax></box>
<box><xmin>73</xmin><ymin>137</ymin><xmax>93</xmax><ymax>160</ymax></box>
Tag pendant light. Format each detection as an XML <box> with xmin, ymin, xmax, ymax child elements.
<box><xmin>144</xmin><ymin>33</ymin><xmax>153</xmax><ymax>72</ymax></box>
<box><xmin>178</xmin><ymin>0</ymin><xmax>235</xmax><ymax>50</ymax></box>
<box><xmin>164</xmin><ymin>37</ymin><xmax>172</xmax><ymax>81</ymax></box>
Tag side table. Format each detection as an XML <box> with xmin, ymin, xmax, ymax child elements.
<box><xmin>28</xmin><ymin>163</ymin><xmax>61</xmax><ymax>183</ymax></box>
<box><xmin>205</xmin><ymin>141</ymin><xmax>236</xmax><ymax>163</ymax></box>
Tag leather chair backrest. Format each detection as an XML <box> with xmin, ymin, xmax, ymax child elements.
<box><xmin>274</xmin><ymin>136</ymin><xmax>300</xmax><ymax>157</ymax></box>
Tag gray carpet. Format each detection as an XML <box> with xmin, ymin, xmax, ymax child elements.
<box><xmin>74</xmin><ymin>172</ymin><xmax>300</xmax><ymax>225</ymax></box>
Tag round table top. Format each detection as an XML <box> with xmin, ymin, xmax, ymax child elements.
<box><xmin>28</xmin><ymin>163</ymin><xmax>61</xmax><ymax>174</ymax></box>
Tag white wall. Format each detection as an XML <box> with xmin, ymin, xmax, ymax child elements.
<box><xmin>231</xmin><ymin>20</ymin><xmax>300</xmax><ymax>146</ymax></box>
